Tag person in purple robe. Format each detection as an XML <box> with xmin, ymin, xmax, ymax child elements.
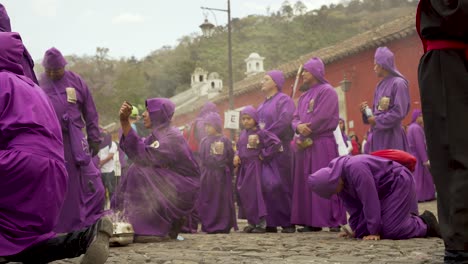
<box><xmin>39</xmin><ymin>47</ymin><xmax>106</xmax><ymax>233</ymax></box>
<box><xmin>114</xmin><ymin>99</ymin><xmax>200</xmax><ymax>243</ymax></box>
<box><xmin>257</xmin><ymin>70</ymin><xmax>296</xmax><ymax>233</ymax></box>
<box><xmin>197</xmin><ymin>112</ymin><xmax>238</xmax><ymax>234</ymax></box>
<box><xmin>360</xmin><ymin>47</ymin><xmax>410</xmax><ymax>152</ymax></box>
<box><xmin>407</xmin><ymin>109</ymin><xmax>435</xmax><ymax>202</ymax></box>
<box><xmin>0</xmin><ymin>31</ymin><xmax>112</xmax><ymax>264</ymax></box>
<box><xmin>309</xmin><ymin>154</ymin><xmax>441</xmax><ymax>241</ymax></box>
<box><xmin>290</xmin><ymin>57</ymin><xmax>347</xmax><ymax>232</ymax></box>
<box><xmin>234</xmin><ymin>106</ymin><xmax>284</xmax><ymax>233</ymax></box>
<box><xmin>0</xmin><ymin>4</ymin><xmax>38</xmax><ymax>84</ymax></box>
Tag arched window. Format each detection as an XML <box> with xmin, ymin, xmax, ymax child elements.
<box><xmin>256</xmin><ymin>62</ymin><xmax>260</xmax><ymax>70</ymax></box>
<box><xmin>199</xmin><ymin>75</ymin><xmax>204</xmax><ymax>82</ymax></box>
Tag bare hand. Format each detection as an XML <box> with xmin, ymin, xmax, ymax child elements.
<box><xmin>363</xmin><ymin>235</ymin><xmax>380</xmax><ymax>241</ymax></box>
<box><xmin>297</xmin><ymin>123</ymin><xmax>312</xmax><ymax>137</ymax></box>
<box><xmin>119</xmin><ymin>101</ymin><xmax>133</xmax><ymax>121</ymax></box>
<box><xmin>233</xmin><ymin>155</ymin><xmax>241</xmax><ymax>167</ymax></box>
<box><xmin>367</xmin><ymin>116</ymin><xmax>376</xmax><ymax>126</ymax></box>
<box><xmin>360</xmin><ymin>102</ymin><xmax>369</xmax><ymax>113</ymax></box>
<box><xmin>424</xmin><ymin>160</ymin><xmax>431</xmax><ymax>168</ymax></box>
<box><xmin>339</xmin><ymin>232</ymin><xmax>351</xmax><ymax>238</ymax></box>
<box><xmin>259</xmin><ymin>155</ymin><xmax>264</xmax><ymax>161</ymax></box>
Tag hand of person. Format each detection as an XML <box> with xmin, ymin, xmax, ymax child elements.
<box><xmin>119</xmin><ymin>101</ymin><xmax>133</xmax><ymax>121</ymax></box>
<box><xmin>259</xmin><ymin>155</ymin><xmax>264</xmax><ymax>161</ymax></box>
<box><xmin>360</xmin><ymin>102</ymin><xmax>369</xmax><ymax>113</ymax></box>
<box><xmin>367</xmin><ymin>116</ymin><xmax>376</xmax><ymax>126</ymax></box>
<box><xmin>339</xmin><ymin>232</ymin><xmax>351</xmax><ymax>238</ymax></box>
<box><xmin>233</xmin><ymin>155</ymin><xmax>241</xmax><ymax>167</ymax></box>
<box><xmin>363</xmin><ymin>234</ymin><xmax>380</xmax><ymax>241</ymax></box>
<box><xmin>297</xmin><ymin>123</ymin><xmax>312</xmax><ymax>136</ymax></box>
<box><xmin>88</xmin><ymin>140</ymin><xmax>100</xmax><ymax>157</ymax></box>
<box><xmin>424</xmin><ymin>160</ymin><xmax>431</xmax><ymax>168</ymax></box>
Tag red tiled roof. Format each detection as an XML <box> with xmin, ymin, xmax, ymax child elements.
<box><xmin>175</xmin><ymin>14</ymin><xmax>416</xmax><ymax>116</ymax></box>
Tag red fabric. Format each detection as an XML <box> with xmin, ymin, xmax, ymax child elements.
<box><xmin>370</xmin><ymin>149</ymin><xmax>417</xmax><ymax>172</ymax></box>
<box><xmin>351</xmin><ymin>139</ymin><xmax>360</xmax><ymax>155</ymax></box>
<box><xmin>185</xmin><ymin>123</ymin><xmax>199</xmax><ymax>152</ymax></box>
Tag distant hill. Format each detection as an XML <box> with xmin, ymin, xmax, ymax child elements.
<box><xmin>59</xmin><ymin>0</ymin><xmax>418</xmax><ymax>125</ymax></box>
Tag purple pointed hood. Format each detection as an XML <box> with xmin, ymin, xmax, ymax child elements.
<box><xmin>411</xmin><ymin>109</ymin><xmax>422</xmax><ymax>124</ymax></box>
<box><xmin>0</xmin><ymin>4</ymin><xmax>11</xmax><ymax>32</ymax></box>
<box><xmin>199</xmin><ymin>102</ymin><xmax>218</xmax><ymax>117</ymax></box>
<box><xmin>308</xmin><ymin>156</ymin><xmax>350</xmax><ymax>199</ymax></box>
<box><xmin>0</xmin><ymin>32</ymin><xmax>24</xmax><ymax>75</ymax></box>
<box><xmin>374</xmin><ymin>47</ymin><xmax>406</xmax><ymax>80</ymax></box>
<box><xmin>204</xmin><ymin>112</ymin><xmax>223</xmax><ymax>133</ymax></box>
<box><xmin>146</xmin><ymin>98</ymin><xmax>175</xmax><ymax>128</ymax></box>
<box><xmin>267</xmin><ymin>70</ymin><xmax>285</xmax><ymax>91</ymax></box>
<box><xmin>241</xmin><ymin>105</ymin><xmax>259</xmax><ymax>124</ymax></box>
<box><xmin>42</xmin><ymin>47</ymin><xmax>67</xmax><ymax>69</ymax></box>
<box><xmin>303</xmin><ymin>57</ymin><xmax>329</xmax><ymax>84</ymax></box>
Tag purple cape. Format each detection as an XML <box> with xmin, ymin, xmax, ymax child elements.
<box><xmin>310</xmin><ymin>155</ymin><xmax>426</xmax><ymax>239</ymax></box>
<box><xmin>39</xmin><ymin>60</ymin><xmax>105</xmax><ymax>232</ymax></box>
<box><xmin>291</xmin><ymin>81</ymin><xmax>347</xmax><ymax>227</ymax></box>
<box><xmin>0</xmin><ymin>32</ymin><xmax>67</xmax><ymax>256</ymax></box>
<box><xmin>113</xmin><ymin>98</ymin><xmax>200</xmax><ymax>236</ymax></box>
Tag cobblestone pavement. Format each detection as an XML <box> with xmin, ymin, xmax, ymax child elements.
<box><xmin>49</xmin><ymin>200</ymin><xmax>444</xmax><ymax>264</ymax></box>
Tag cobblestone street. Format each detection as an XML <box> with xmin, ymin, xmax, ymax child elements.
<box><xmin>50</xmin><ymin>200</ymin><xmax>443</xmax><ymax>264</ymax></box>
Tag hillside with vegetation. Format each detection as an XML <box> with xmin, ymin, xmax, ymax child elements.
<box><xmin>46</xmin><ymin>0</ymin><xmax>418</xmax><ymax>124</ymax></box>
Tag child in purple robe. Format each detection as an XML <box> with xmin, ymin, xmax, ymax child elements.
<box><xmin>197</xmin><ymin>112</ymin><xmax>238</xmax><ymax>234</ymax></box>
<box><xmin>0</xmin><ymin>31</ymin><xmax>112</xmax><ymax>264</ymax></box>
<box><xmin>309</xmin><ymin>154</ymin><xmax>441</xmax><ymax>241</ymax></box>
<box><xmin>115</xmin><ymin>99</ymin><xmax>200</xmax><ymax>243</ymax></box>
<box><xmin>360</xmin><ymin>47</ymin><xmax>410</xmax><ymax>152</ymax></box>
<box><xmin>407</xmin><ymin>109</ymin><xmax>435</xmax><ymax>202</ymax></box>
<box><xmin>234</xmin><ymin>106</ymin><xmax>284</xmax><ymax>233</ymax></box>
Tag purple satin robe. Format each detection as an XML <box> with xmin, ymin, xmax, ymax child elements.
<box><xmin>40</xmin><ymin>70</ymin><xmax>105</xmax><ymax>233</ymax></box>
<box><xmin>291</xmin><ymin>83</ymin><xmax>347</xmax><ymax>228</ymax></box>
<box><xmin>114</xmin><ymin>127</ymin><xmax>200</xmax><ymax>236</ymax></box>
<box><xmin>197</xmin><ymin>135</ymin><xmax>238</xmax><ymax>233</ymax></box>
<box><xmin>257</xmin><ymin>92</ymin><xmax>295</xmax><ymax>226</ymax></box>
<box><xmin>310</xmin><ymin>155</ymin><xmax>426</xmax><ymax>239</ymax></box>
<box><xmin>407</xmin><ymin>123</ymin><xmax>435</xmax><ymax>202</ymax></box>
<box><xmin>364</xmin><ymin>68</ymin><xmax>410</xmax><ymax>152</ymax></box>
<box><xmin>0</xmin><ymin>32</ymin><xmax>67</xmax><ymax>256</ymax></box>
<box><xmin>236</xmin><ymin>126</ymin><xmax>284</xmax><ymax>226</ymax></box>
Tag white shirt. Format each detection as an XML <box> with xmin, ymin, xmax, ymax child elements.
<box><xmin>98</xmin><ymin>141</ymin><xmax>118</xmax><ymax>173</ymax></box>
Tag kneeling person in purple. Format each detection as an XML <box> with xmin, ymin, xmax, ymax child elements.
<box><xmin>0</xmin><ymin>32</ymin><xmax>111</xmax><ymax>264</ymax></box>
<box><xmin>234</xmin><ymin>106</ymin><xmax>284</xmax><ymax>233</ymax></box>
<box><xmin>197</xmin><ymin>112</ymin><xmax>238</xmax><ymax>234</ymax></box>
<box><xmin>309</xmin><ymin>154</ymin><xmax>441</xmax><ymax>240</ymax></box>
<box><xmin>114</xmin><ymin>99</ymin><xmax>200</xmax><ymax>243</ymax></box>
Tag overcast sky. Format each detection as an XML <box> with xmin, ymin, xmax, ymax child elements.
<box><xmin>2</xmin><ymin>0</ymin><xmax>342</xmax><ymax>60</ymax></box>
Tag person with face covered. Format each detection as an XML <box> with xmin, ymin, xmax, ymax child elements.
<box><xmin>0</xmin><ymin>31</ymin><xmax>112</xmax><ymax>264</ymax></box>
<box><xmin>360</xmin><ymin>47</ymin><xmax>410</xmax><ymax>152</ymax></box>
<box><xmin>0</xmin><ymin>4</ymin><xmax>38</xmax><ymax>84</ymax></box>
<box><xmin>257</xmin><ymin>70</ymin><xmax>296</xmax><ymax>233</ymax></box>
<box><xmin>290</xmin><ymin>57</ymin><xmax>347</xmax><ymax>233</ymax></box>
<box><xmin>39</xmin><ymin>47</ymin><xmax>106</xmax><ymax>233</ymax></box>
<box><xmin>114</xmin><ymin>99</ymin><xmax>200</xmax><ymax>243</ymax></box>
<box><xmin>308</xmin><ymin>154</ymin><xmax>441</xmax><ymax>241</ymax></box>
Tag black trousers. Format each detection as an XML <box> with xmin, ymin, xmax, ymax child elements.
<box><xmin>4</xmin><ymin>223</ymin><xmax>95</xmax><ymax>264</ymax></box>
<box><xmin>418</xmin><ymin>49</ymin><xmax>468</xmax><ymax>251</ymax></box>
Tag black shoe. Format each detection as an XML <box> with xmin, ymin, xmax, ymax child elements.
<box><xmin>298</xmin><ymin>226</ymin><xmax>322</xmax><ymax>232</ymax></box>
<box><xmin>251</xmin><ymin>227</ymin><xmax>266</xmax><ymax>233</ymax></box>
<box><xmin>265</xmin><ymin>227</ymin><xmax>278</xmax><ymax>233</ymax></box>
<box><xmin>81</xmin><ymin>216</ymin><xmax>113</xmax><ymax>264</ymax></box>
<box><xmin>419</xmin><ymin>210</ymin><xmax>441</xmax><ymax>238</ymax></box>
<box><xmin>243</xmin><ymin>226</ymin><xmax>254</xmax><ymax>233</ymax></box>
<box><xmin>281</xmin><ymin>226</ymin><xmax>296</xmax><ymax>233</ymax></box>
<box><xmin>168</xmin><ymin>218</ymin><xmax>185</xmax><ymax>239</ymax></box>
<box><xmin>444</xmin><ymin>250</ymin><xmax>468</xmax><ymax>264</ymax></box>
<box><xmin>329</xmin><ymin>227</ymin><xmax>341</xmax><ymax>232</ymax></box>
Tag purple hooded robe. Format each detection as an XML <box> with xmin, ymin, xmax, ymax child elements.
<box><xmin>39</xmin><ymin>47</ymin><xmax>105</xmax><ymax>233</ymax></box>
<box><xmin>0</xmin><ymin>4</ymin><xmax>38</xmax><ymax>84</ymax></box>
<box><xmin>364</xmin><ymin>47</ymin><xmax>410</xmax><ymax>152</ymax></box>
<box><xmin>257</xmin><ymin>70</ymin><xmax>295</xmax><ymax>227</ymax></box>
<box><xmin>407</xmin><ymin>110</ymin><xmax>435</xmax><ymax>202</ymax></box>
<box><xmin>197</xmin><ymin>112</ymin><xmax>238</xmax><ymax>233</ymax></box>
<box><xmin>0</xmin><ymin>32</ymin><xmax>67</xmax><ymax>256</ymax></box>
<box><xmin>291</xmin><ymin>57</ymin><xmax>347</xmax><ymax>228</ymax></box>
<box><xmin>236</xmin><ymin>106</ymin><xmax>286</xmax><ymax>226</ymax></box>
<box><xmin>309</xmin><ymin>155</ymin><xmax>426</xmax><ymax>239</ymax></box>
<box><xmin>113</xmin><ymin>98</ymin><xmax>200</xmax><ymax>237</ymax></box>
